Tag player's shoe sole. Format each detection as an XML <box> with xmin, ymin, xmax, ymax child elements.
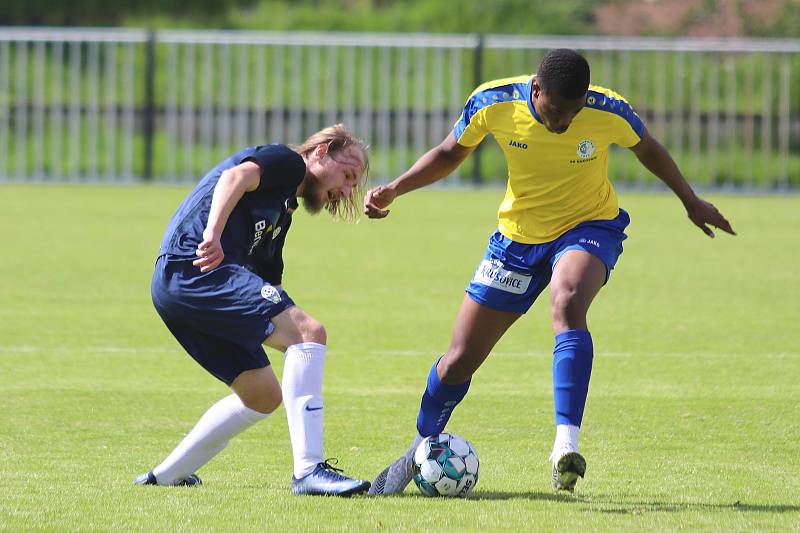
<box><xmin>551</xmin><ymin>451</ymin><xmax>586</xmax><ymax>492</ymax></box>
<box><xmin>367</xmin><ymin>453</ymin><xmax>416</xmax><ymax>496</ymax></box>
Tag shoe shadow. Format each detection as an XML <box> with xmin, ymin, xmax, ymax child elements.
<box><xmin>470</xmin><ymin>491</ymin><xmax>580</xmax><ymax>502</ymax></box>
<box><xmin>471</xmin><ymin>491</ymin><xmax>800</xmax><ymax>514</ymax></box>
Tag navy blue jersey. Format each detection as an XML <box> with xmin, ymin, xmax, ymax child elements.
<box><xmin>158</xmin><ymin>144</ymin><xmax>305</xmax><ymax>285</ymax></box>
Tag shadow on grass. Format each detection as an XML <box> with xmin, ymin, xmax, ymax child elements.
<box><xmin>471</xmin><ymin>491</ymin><xmax>800</xmax><ymax>514</ymax></box>
<box><xmin>471</xmin><ymin>491</ymin><xmax>577</xmax><ymax>503</ymax></box>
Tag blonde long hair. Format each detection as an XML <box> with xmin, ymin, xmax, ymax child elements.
<box><xmin>293</xmin><ymin>124</ymin><xmax>370</xmax><ymax>222</ymax></box>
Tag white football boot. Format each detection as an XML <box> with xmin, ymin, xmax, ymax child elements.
<box><xmin>367</xmin><ymin>434</ymin><xmax>424</xmax><ymax>496</ymax></box>
<box><xmin>550</xmin><ymin>446</ymin><xmax>586</xmax><ymax>492</ymax></box>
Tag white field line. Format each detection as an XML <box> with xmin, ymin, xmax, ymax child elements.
<box><xmin>0</xmin><ymin>346</ymin><xmax>797</xmax><ymax>358</ymax></box>
<box><xmin>0</xmin><ymin>346</ymin><xmax>174</xmax><ymax>354</ymax></box>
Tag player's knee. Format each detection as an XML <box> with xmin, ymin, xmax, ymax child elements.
<box><xmin>240</xmin><ymin>386</ymin><xmax>282</xmax><ymax>414</ymax></box>
<box><xmin>268</xmin><ymin>307</ymin><xmax>327</xmax><ymax>349</ymax></box>
<box><xmin>296</xmin><ymin>315</ymin><xmax>327</xmax><ymax>345</ymax></box>
<box><xmin>438</xmin><ymin>350</ymin><xmax>474</xmax><ymax>384</ymax></box>
<box><xmin>550</xmin><ymin>286</ymin><xmax>585</xmax><ymax>327</ymax></box>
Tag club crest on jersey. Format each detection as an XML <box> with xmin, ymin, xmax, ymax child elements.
<box><xmin>577</xmin><ymin>139</ymin><xmax>595</xmax><ymax>158</ymax></box>
<box><xmin>260</xmin><ymin>285</ymin><xmax>282</xmax><ymax>303</ymax></box>
<box><xmin>472</xmin><ymin>259</ymin><xmax>531</xmax><ymax>295</ymax></box>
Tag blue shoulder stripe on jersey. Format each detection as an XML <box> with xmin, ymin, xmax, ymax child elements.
<box><xmin>585</xmin><ymin>90</ymin><xmax>645</xmax><ymax>137</ymax></box>
<box><xmin>454</xmin><ymin>82</ymin><xmax>528</xmax><ymax>140</ymax></box>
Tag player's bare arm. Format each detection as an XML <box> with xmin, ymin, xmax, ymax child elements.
<box><xmin>363</xmin><ymin>132</ymin><xmax>474</xmax><ymax>219</ymax></box>
<box><xmin>630</xmin><ymin>129</ymin><xmax>736</xmax><ymax>238</ymax></box>
<box><xmin>193</xmin><ymin>161</ymin><xmax>262</xmax><ymax>272</ymax></box>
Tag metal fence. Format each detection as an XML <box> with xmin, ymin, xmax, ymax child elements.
<box><xmin>0</xmin><ymin>27</ymin><xmax>798</xmax><ymax>189</ymax></box>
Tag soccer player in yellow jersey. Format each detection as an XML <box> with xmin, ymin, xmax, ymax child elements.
<box><xmin>364</xmin><ymin>49</ymin><xmax>735</xmax><ymax>495</ymax></box>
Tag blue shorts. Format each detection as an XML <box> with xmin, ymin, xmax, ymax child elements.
<box><xmin>151</xmin><ymin>255</ymin><xmax>295</xmax><ymax>385</ymax></box>
<box><xmin>466</xmin><ymin>209</ymin><xmax>630</xmax><ymax>313</ymax></box>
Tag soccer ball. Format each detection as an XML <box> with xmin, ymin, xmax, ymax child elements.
<box><xmin>413</xmin><ymin>433</ymin><xmax>479</xmax><ymax>497</ymax></box>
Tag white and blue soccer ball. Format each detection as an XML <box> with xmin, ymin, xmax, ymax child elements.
<box><xmin>413</xmin><ymin>433</ymin><xmax>479</xmax><ymax>497</ymax></box>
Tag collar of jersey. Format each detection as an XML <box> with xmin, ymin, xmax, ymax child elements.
<box><xmin>525</xmin><ymin>76</ymin><xmax>544</xmax><ymax>125</ymax></box>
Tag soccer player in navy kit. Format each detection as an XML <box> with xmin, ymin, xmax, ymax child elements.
<box><xmin>364</xmin><ymin>49</ymin><xmax>735</xmax><ymax>495</ymax></box>
<box><xmin>135</xmin><ymin>124</ymin><xmax>371</xmax><ymax>496</ymax></box>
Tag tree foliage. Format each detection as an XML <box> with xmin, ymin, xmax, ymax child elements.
<box><xmin>0</xmin><ymin>0</ymin><xmax>253</xmax><ymax>26</ymax></box>
<box><xmin>1</xmin><ymin>0</ymin><xmax>601</xmax><ymax>34</ymax></box>
<box><xmin>2</xmin><ymin>0</ymin><xmax>795</xmax><ymax>37</ymax></box>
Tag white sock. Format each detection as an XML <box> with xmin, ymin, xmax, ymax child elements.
<box><xmin>152</xmin><ymin>393</ymin><xmax>268</xmax><ymax>485</ymax></box>
<box><xmin>283</xmin><ymin>342</ymin><xmax>327</xmax><ymax>478</ymax></box>
<box><xmin>553</xmin><ymin>424</ymin><xmax>580</xmax><ymax>455</ymax></box>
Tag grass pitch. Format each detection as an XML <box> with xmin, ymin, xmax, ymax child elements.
<box><xmin>1</xmin><ymin>184</ymin><xmax>798</xmax><ymax>531</ymax></box>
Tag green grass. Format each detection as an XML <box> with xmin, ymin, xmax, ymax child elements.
<box><xmin>1</xmin><ymin>184</ymin><xmax>799</xmax><ymax>531</ymax></box>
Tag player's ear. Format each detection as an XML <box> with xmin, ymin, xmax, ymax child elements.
<box><xmin>313</xmin><ymin>142</ymin><xmax>329</xmax><ymax>160</ymax></box>
<box><xmin>531</xmin><ymin>79</ymin><xmax>542</xmax><ymax>99</ymax></box>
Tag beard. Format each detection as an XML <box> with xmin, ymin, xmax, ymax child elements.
<box><xmin>299</xmin><ymin>175</ymin><xmax>326</xmax><ymax>215</ymax></box>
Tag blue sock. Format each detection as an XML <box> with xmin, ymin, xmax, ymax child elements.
<box><xmin>416</xmin><ymin>357</ymin><xmax>471</xmax><ymax>437</ymax></box>
<box><xmin>553</xmin><ymin>329</ymin><xmax>594</xmax><ymax>427</ymax></box>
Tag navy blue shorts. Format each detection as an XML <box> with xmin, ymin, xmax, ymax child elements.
<box><xmin>466</xmin><ymin>209</ymin><xmax>630</xmax><ymax>313</ymax></box>
<box><xmin>151</xmin><ymin>255</ymin><xmax>295</xmax><ymax>385</ymax></box>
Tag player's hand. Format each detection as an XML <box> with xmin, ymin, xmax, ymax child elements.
<box><xmin>193</xmin><ymin>228</ymin><xmax>224</xmax><ymax>272</ymax></box>
<box><xmin>685</xmin><ymin>197</ymin><xmax>736</xmax><ymax>238</ymax></box>
<box><xmin>363</xmin><ymin>185</ymin><xmax>397</xmax><ymax>219</ymax></box>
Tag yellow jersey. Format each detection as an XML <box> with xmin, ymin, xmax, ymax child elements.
<box><xmin>454</xmin><ymin>75</ymin><xmax>644</xmax><ymax>244</ymax></box>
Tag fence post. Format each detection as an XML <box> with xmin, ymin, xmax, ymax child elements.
<box><xmin>143</xmin><ymin>30</ymin><xmax>156</xmax><ymax>181</ymax></box>
<box><xmin>471</xmin><ymin>33</ymin><xmax>484</xmax><ymax>185</ymax></box>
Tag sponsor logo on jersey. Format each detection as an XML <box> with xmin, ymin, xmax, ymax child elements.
<box><xmin>260</xmin><ymin>285</ymin><xmax>282</xmax><ymax>303</ymax></box>
<box><xmin>472</xmin><ymin>259</ymin><xmax>531</xmax><ymax>294</ymax></box>
<box><xmin>272</xmin><ymin>226</ymin><xmax>282</xmax><ymax>240</ymax></box>
<box><xmin>248</xmin><ymin>219</ymin><xmax>267</xmax><ymax>255</ymax></box>
<box><xmin>508</xmin><ymin>139</ymin><xmax>528</xmax><ymax>149</ymax></box>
